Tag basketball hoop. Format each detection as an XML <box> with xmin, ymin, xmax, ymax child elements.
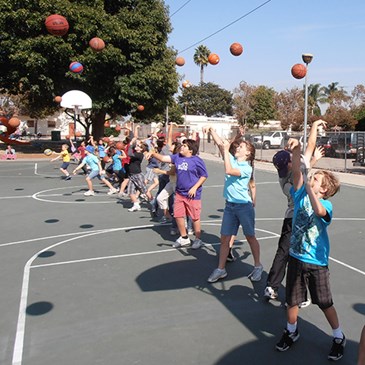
<box><xmin>73</xmin><ymin>105</ymin><xmax>81</xmax><ymax>115</ymax></box>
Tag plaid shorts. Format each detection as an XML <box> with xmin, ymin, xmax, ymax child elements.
<box><xmin>286</xmin><ymin>256</ymin><xmax>333</xmax><ymax>309</ymax></box>
<box><xmin>127</xmin><ymin>173</ymin><xmax>147</xmax><ymax>195</ymax></box>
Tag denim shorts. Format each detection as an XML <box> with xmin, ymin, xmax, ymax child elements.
<box><xmin>88</xmin><ymin>170</ymin><xmax>104</xmax><ymax>180</ymax></box>
<box><xmin>220</xmin><ymin>201</ymin><xmax>255</xmax><ymax>237</ymax></box>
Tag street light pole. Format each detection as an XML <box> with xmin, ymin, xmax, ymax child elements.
<box><xmin>302</xmin><ymin>53</ymin><xmax>313</xmax><ymax>152</ymax></box>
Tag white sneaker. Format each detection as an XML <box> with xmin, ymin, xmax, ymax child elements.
<box><xmin>128</xmin><ymin>204</ymin><xmax>141</xmax><ymax>212</ymax></box>
<box><xmin>264</xmin><ymin>286</ymin><xmax>278</xmax><ymax>300</ymax></box>
<box><xmin>107</xmin><ymin>188</ymin><xmax>118</xmax><ymax>195</ymax></box>
<box><xmin>172</xmin><ymin>236</ymin><xmax>190</xmax><ymax>248</ymax></box>
<box><xmin>248</xmin><ymin>264</ymin><xmax>263</xmax><ymax>282</ymax></box>
<box><xmin>207</xmin><ymin>268</ymin><xmax>227</xmax><ymax>283</ymax></box>
<box><xmin>187</xmin><ymin>228</ymin><xmax>194</xmax><ymax>235</ymax></box>
<box><xmin>84</xmin><ymin>190</ymin><xmax>95</xmax><ymax>196</ymax></box>
<box><xmin>191</xmin><ymin>238</ymin><xmax>203</xmax><ymax>249</ymax></box>
<box><xmin>299</xmin><ymin>298</ymin><xmax>311</xmax><ymax>308</ymax></box>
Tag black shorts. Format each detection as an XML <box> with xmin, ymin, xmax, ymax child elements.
<box><xmin>286</xmin><ymin>256</ymin><xmax>333</xmax><ymax>309</ymax></box>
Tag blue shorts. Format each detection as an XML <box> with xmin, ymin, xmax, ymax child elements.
<box><xmin>220</xmin><ymin>201</ymin><xmax>255</xmax><ymax>237</ymax></box>
<box><xmin>61</xmin><ymin>162</ymin><xmax>70</xmax><ymax>170</ymax></box>
<box><xmin>88</xmin><ymin>170</ymin><xmax>105</xmax><ymax>180</ymax></box>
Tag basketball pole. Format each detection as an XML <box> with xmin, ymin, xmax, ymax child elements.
<box><xmin>302</xmin><ymin>53</ymin><xmax>314</xmax><ymax>153</ymax></box>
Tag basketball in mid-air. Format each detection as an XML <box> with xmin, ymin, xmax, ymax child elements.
<box><xmin>8</xmin><ymin>117</ymin><xmax>20</xmax><ymax>128</ymax></box>
<box><xmin>89</xmin><ymin>37</ymin><xmax>105</xmax><ymax>52</ymax></box>
<box><xmin>69</xmin><ymin>62</ymin><xmax>83</xmax><ymax>74</ymax></box>
<box><xmin>44</xmin><ymin>148</ymin><xmax>53</xmax><ymax>156</ymax></box>
<box><xmin>104</xmin><ymin>121</ymin><xmax>110</xmax><ymax>128</ymax></box>
<box><xmin>54</xmin><ymin>96</ymin><xmax>62</xmax><ymax>103</ymax></box>
<box><xmin>208</xmin><ymin>53</ymin><xmax>220</xmax><ymax>65</ymax></box>
<box><xmin>230</xmin><ymin>42</ymin><xmax>243</xmax><ymax>56</ymax></box>
<box><xmin>291</xmin><ymin>64</ymin><xmax>307</xmax><ymax>79</ymax></box>
<box><xmin>182</xmin><ymin>80</ymin><xmax>190</xmax><ymax>88</ymax></box>
<box><xmin>116</xmin><ymin>141</ymin><xmax>123</xmax><ymax>150</ymax></box>
<box><xmin>175</xmin><ymin>57</ymin><xmax>185</xmax><ymax>66</ymax></box>
<box><xmin>137</xmin><ymin>105</ymin><xmax>144</xmax><ymax>111</ymax></box>
<box><xmin>45</xmin><ymin>14</ymin><xmax>69</xmax><ymax>36</ymax></box>
<box><xmin>103</xmin><ymin>156</ymin><xmax>110</xmax><ymax>163</ymax></box>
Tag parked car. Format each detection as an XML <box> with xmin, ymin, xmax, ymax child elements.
<box><xmin>316</xmin><ymin>136</ymin><xmax>335</xmax><ymax>157</ymax></box>
<box><xmin>316</xmin><ymin>133</ymin><xmax>358</xmax><ymax>158</ymax></box>
<box><xmin>251</xmin><ymin>131</ymin><xmax>288</xmax><ymax>149</ymax></box>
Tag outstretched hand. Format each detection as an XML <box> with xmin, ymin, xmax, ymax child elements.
<box><xmin>287</xmin><ymin>138</ymin><xmax>300</xmax><ymax>151</ymax></box>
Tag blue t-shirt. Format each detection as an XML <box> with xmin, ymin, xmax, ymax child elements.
<box><xmin>112</xmin><ymin>153</ymin><xmax>122</xmax><ymax>171</ymax></box>
<box><xmin>223</xmin><ymin>154</ymin><xmax>252</xmax><ymax>204</ymax></box>
<box><xmin>170</xmin><ymin>153</ymin><xmax>208</xmax><ymax>200</ymax></box>
<box><xmin>290</xmin><ymin>184</ymin><xmax>332</xmax><ymax>266</ymax></box>
<box><xmin>98</xmin><ymin>145</ymin><xmax>106</xmax><ymax>158</ymax></box>
<box><xmin>83</xmin><ymin>154</ymin><xmax>100</xmax><ymax>172</ymax></box>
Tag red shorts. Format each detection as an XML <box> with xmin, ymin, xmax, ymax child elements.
<box><xmin>173</xmin><ymin>193</ymin><xmax>202</xmax><ymax>221</ymax></box>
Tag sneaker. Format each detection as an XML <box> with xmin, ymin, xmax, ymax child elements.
<box><xmin>84</xmin><ymin>190</ymin><xmax>95</xmax><ymax>196</ymax></box>
<box><xmin>328</xmin><ymin>334</ymin><xmax>346</xmax><ymax>361</ymax></box>
<box><xmin>170</xmin><ymin>228</ymin><xmax>178</xmax><ymax>236</ymax></box>
<box><xmin>172</xmin><ymin>236</ymin><xmax>191</xmax><ymax>248</ymax></box>
<box><xmin>107</xmin><ymin>187</ymin><xmax>118</xmax><ymax>195</ymax></box>
<box><xmin>187</xmin><ymin>228</ymin><xmax>194</xmax><ymax>235</ymax></box>
<box><xmin>140</xmin><ymin>193</ymin><xmax>148</xmax><ymax>201</ymax></box>
<box><xmin>65</xmin><ymin>175</ymin><xmax>71</xmax><ymax>180</ymax></box>
<box><xmin>299</xmin><ymin>298</ymin><xmax>311</xmax><ymax>308</ymax></box>
<box><xmin>128</xmin><ymin>204</ymin><xmax>141</xmax><ymax>212</ymax></box>
<box><xmin>264</xmin><ymin>286</ymin><xmax>278</xmax><ymax>300</ymax></box>
<box><xmin>248</xmin><ymin>264</ymin><xmax>263</xmax><ymax>281</ymax></box>
<box><xmin>118</xmin><ymin>192</ymin><xmax>128</xmax><ymax>199</ymax></box>
<box><xmin>207</xmin><ymin>268</ymin><xmax>227</xmax><ymax>283</ymax></box>
<box><xmin>276</xmin><ymin>328</ymin><xmax>300</xmax><ymax>351</ymax></box>
<box><xmin>191</xmin><ymin>238</ymin><xmax>203</xmax><ymax>249</ymax></box>
<box><xmin>226</xmin><ymin>248</ymin><xmax>236</xmax><ymax>262</ymax></box>
<box><xmin>159</xmin><ymin>216</ymin><xmax>172</xmax><ymax>224</ymax></box>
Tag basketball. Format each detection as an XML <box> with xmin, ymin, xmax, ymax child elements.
<box><xmin>69</xmin><ymin>61</ymin><xmax>83</xmax><ymax>74</ymax></box>
<box><xmin>230</xmin><ymin>42</ymin><xmax>243</xmax><ymax>56</ymax></box>
<box><xmin>115</xmin><ymin>125</ymin><xmax>121</xmax><ymax>132</ymax></box>
<box><xmin>175</xmin><ymin>57</ymin><xmax>185</xmax><ymax>66</ymax></box>
<box><xmin>75</xmin><ymin>131</ymin><xmax>82</xmax><ymax>137</ymax></box>
<box><xmin>44</xmin><ymin>148</ymin><xmax>53</xmax><ymax>156</ymax></box>
<box><xmin>182</xmin><ymin>80</ymin><xmax>190</xmax><ymax>88</ymax></box>
<box><xmin>102</xmin><ymin>136</ymin><xmax>110</xmax><ymax>143</ymax></box>
<box><xmin>8</xmin><ymin>117</ymin><xmax>20</xmax><ymax>128</ymax></box>
<box><xmin>137</xmin><ymin>105</ymin><xmax>144</xmax><ymax>111</ymax></box>
<box><xmin>45</xmin><ymin>14</ymin><xmax>69</xmax><ymax>36</ymax></box>
<box><xmin>291</xmin><ymin>63</ymin><xmax>307</xmax><ymax>79</ymax></box>
<box><xmin>116</xmin><ymin>141</ymin><xmax>123</xmax><ymax>150</ymax></box>
<box><xmin>208</xmin><ymin>53</ymin><xmax>220</xmax><ymax>65</ymax></box>
<box><xmin>54</xmin><ymin>96</ymin><xmax>62</xmax><ymax>103</ymax></box>
<box><xmin>89</xmin><ymin>37</ymin><xmax>105</xmax><ymax>52</ymax></box>
<box><xmin>104</xmin><ymin>121</ymin><xmax>110</xmax><ymax>128</ymax></box>
<box><xmin>103</xmin><ymin>156</ymin><xmax>110</xmax><ymax>163</ymax></box>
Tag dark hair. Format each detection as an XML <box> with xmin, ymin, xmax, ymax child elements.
<box><xmin>172</xmin><ymin>141</ymin><xmax>182</xmax><ymax>154</ymax></box>
<box><xmin>182</xmin><ymin>139</ymin><xmax>199</xmax><ymax>155</ymax></box>
<box><xmin>157</xmin><ymin>137</ymin><xmax>165</xmax><ymax>149</ymax></box>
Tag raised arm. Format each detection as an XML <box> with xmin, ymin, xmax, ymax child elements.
<box><xmin>287</xmin><ymin>138</ymin><xmax>303</xmax><ymax>191</ymax></box>
<box><xmin>304</xmin><ymin>119</ymin><xmax>327</xmax><ymax>163</ymax></box>
<box><xmin>207</xmin><ymin>126</ymin><xmax>225</xmax><ymax>158</ymax></box>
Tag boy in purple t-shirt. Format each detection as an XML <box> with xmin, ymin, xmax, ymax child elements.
<box><xmin>147</xmin><ymin>139</ymin><xmax>208</xmax><ymax>249</ymax></box>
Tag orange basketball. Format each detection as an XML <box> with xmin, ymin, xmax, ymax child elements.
<box><xmin>208</xmin><ymin>53</ymin><xmax>220</xmax><ymax>65</ymax></box>
<box><xmin>182</xmin><ymin>80</ymin><xmax>190</xmax><ymax>88</ymax></box>
<box><xmin>54</xmin><ymin>96</ymin><xmax>62</xmax><ymax>103</ymax></box>
<box><xmin>116</xmin><ymin>141</ymin><xmax>123</xmax><ymax>150</ymax></box>
<box><xmin>230</xmin><ymin>42</ymin><xmax>243</xmax><ymax>56</ymax></box>
<box><xmin>175</xmin><ymin>56</ymin><xmax>185</xmax><ymax>66</ymax></box>
<box><xmin>103</xmin><ymin>156</ymin><xmax>110</xmax><ymax>163</ymax></box>
<box><xmin>104</xmin><ymin>121</ymin><xmax>110</xmax><ymax>128</ymax></box>
<box><xmin>75</xmin><ymin>131</ymin><xmax>82</xmax><ymax>137</ymax></box>
<box><xmin>291</xmin><ymin>64</ymin><xmax>307</xmax><ymax>79</ymax></box>
<box><xmin>45</xmin><ymin>14</ymin><xmax>69</xmax><ymax>36</ymax></box>
<box><xmin>89</xmin><ymin>37</ymin><xmax>105</xmax><ymax>52</ymax></box>
<box><xmin>137</xmin><ymin>105</ymin><xmax>144</xmax><ymax>111</ymax></box>
<box><xmin>115</xmin><ymin>125</ymin><xmax>121</xmax><ymax>132</ymax></box>
<box><xmin>8</xmin><ymin>117</ymin><xmax>20</xmax><ymax>128</ymax></box>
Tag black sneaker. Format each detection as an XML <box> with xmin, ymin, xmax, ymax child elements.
<box><xmin>65</xmin><ymin>176</ymin><xmax>71</xmax><ymax>180</ymax></box>
<box><xmin>276</xmin><ymin>328</ymin><xmax>300</xmax><ymax>351</ymax></box>
<box><xmin>328</xmin><ymin>334</ymin><xmax>346</xmax><ymax>361</ymax></box>
<box><xmin>226</xmin><ymin>248</ymin><xmax>236</xmax><ymax>262</ymax></box>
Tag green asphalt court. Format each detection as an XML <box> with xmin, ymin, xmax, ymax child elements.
<box><xmin>0</xmin><ymin>155</ymin><xmax>364</xmax><ymax>365</ymax></box>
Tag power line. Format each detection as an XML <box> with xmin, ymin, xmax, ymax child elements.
<box><xmin>170</xmin><ymin>0</ymin><xmax>193</xmax><ymax>18</ymax></box>
<box><xmin>177</xmin><ymin>0</ymin><xmax>272</xmax><ymax>54</ymax></box>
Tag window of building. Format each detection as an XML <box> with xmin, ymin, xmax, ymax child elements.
<box><xmin>47</xmin><ymin>121</ymin><xmax>56</xmax><ymax>128</ymax></box>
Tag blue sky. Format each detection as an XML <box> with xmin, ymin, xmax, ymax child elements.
<box><xmin>164</xmin><ymin>0</ymin><xmax>365</xmax><ymax>94</ymax></box>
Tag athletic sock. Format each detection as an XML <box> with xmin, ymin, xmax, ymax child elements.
<box><xmin>287</xmin><ymin>322</ymin><xmax>297</xmax><ymax>333</ymax></box>
<box><xmin>332</xmin><ymin>327</ymin><xmax>343</xmax><ymax>339</ymax></box>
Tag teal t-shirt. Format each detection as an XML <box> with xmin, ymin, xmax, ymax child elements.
<box><xmin>83</xmin><ymin>154</ymin><xmax>100</xmax><ymax>171</ymax></box>
<box><xmin>290</xmin><ymin>184</ymin><xmax>332</xmax><ymax>266</ymax></box>
<box><xmin>223</xmin><ymin>154</ymin><xmax>252</xmax><ymax>204</ymax></box>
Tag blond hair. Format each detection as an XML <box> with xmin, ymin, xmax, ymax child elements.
<box><xmin>315</xmin><ymin>170</ymin><xmax>340</xmax><ymax>199</ymax></box>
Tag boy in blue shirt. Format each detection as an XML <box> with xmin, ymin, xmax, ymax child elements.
<box><xmin>275</xmin><ymin>137</ymin><xmax>345</xmax><ymax>361</ymax></box>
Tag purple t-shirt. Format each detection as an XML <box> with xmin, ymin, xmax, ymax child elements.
<box><xmin>170</xmin><ymin>153</ymin><xmax>208</xmax><ymax>200</ymax></box>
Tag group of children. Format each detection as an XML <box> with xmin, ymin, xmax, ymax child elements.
<box><xmin>49</xmin><ymin>120</ymin><xmax>365</xmax><ymax>362</ymax></box>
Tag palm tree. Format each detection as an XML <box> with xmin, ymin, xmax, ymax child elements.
<box><xmin>307</xmin><ymin>83</ymin><xmax>326</xmax><ymax>116</ymax></box>
<box><xmin>193</xmin><ymin>45</ymin><xmax>210</xmax><ymax>84</ymax></box>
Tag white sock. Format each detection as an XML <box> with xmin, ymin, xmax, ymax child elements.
<box><xmin>332</xmin><ymin>327</ymin><xmax>343</xmax><ymax>339</ymax></box>
<box><xmin>287</xmin><ymin>322</ymin><xmax>297</xmax><ymax>333</ymax></box>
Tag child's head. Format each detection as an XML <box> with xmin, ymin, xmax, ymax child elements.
<box><xmin>85</xmin><ymin>145</ymin><xmax>95</xmax><ymax>154</ymax></box>
<box><xmin>62</xmin><ymin>144</ymin><xmax>69</xmax><ymax>150</ymax></box>
<box><xmin>171</xmin><ymin>141</ymin><xmax>181</xmax><ymax>154</ymax></box>
<box><xmin>311</xmin><ymin>170</ymin><xmax>340</xmax><ymax>199</ymax></box>
<box><xmin>180</xmin><ymin>139</ymin><xmax>199</xmax><ymax>156</ymax></box>
<box><xmin>273</xmin><ymin>150</ymin><xmax>291</xmax><ymax>178</ymax></box>
<box><xmin>134</xmin><ymin>141</ymin><xmax>148</xmax><ymax>153</ymax></box>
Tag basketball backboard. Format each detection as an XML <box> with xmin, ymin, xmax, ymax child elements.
<box><xmin>60</xmin><ymin>90</ymin><xmax>92</xmax><ymax>113</ymax></box>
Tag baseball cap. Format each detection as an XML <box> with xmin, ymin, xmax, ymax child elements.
<box><xmin>85</xmin><ymin>145</ymin><xmax>94</xmax><ymax>154</ymax></box>
<box><xmin>272</xmin><ymin>150</ymin><xmax>291</xmax><ymax>178</ymax></box>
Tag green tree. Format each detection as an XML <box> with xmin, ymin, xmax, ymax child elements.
<box><xmin>232</xmin><ymin>81</ymin><xmax>255</xmax><ymax>125</ymax></box>
<box><xmin>193</xmin><ymin>45</ymin><xmax>210</xmax><ymax>85</ymax></box>
<box><xmin>245</xmin><ymin>86</ymin><xmax>277</xmax><ymax>127</ymax></box>
<box><xmin>0</xmin><ymin>0</ymin><xmax>179</xmax><ymax>138</ymax></box>
<box><xmin>307</xmin><ymin>83</ymin><xmax>326</xmax><ymax>116</ymax></box>
<box><xmin>178</xmin><ymin>82</ymin><xmax>233</xmax><ymax>117</ymax></box>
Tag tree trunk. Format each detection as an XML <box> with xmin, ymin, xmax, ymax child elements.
<box><xmin>91</xmin><ymin>111</ymin><xmax>106</xmax><ymax>140</ymax></box>
<box><xmin>200</xmin><ymin>65</ymin><xmax>204</xmax><ymax>84</ymax></box>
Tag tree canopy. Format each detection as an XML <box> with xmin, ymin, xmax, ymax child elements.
<box><xmin>0</xmin><ymin>0</ymin><xmax>179</xmax><ymax>137</ymax></box>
